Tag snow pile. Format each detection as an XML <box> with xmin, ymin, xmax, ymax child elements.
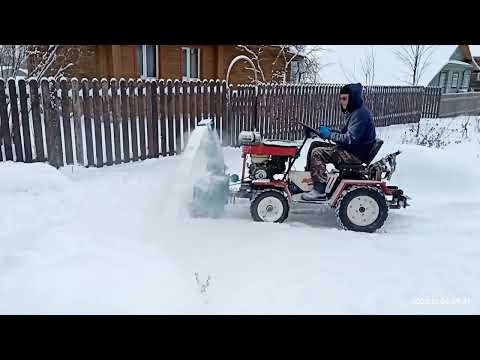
<box><xmin>377</xmin><ymin>115</ymin><xmax>480</xmax><ymax>149</ymax></box>
<box><xmin>0</xmin><ymin>116</ymin><xmax>479</xmax><ymax>314</ymax></box>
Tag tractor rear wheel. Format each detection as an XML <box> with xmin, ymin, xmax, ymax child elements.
<box><xmin>336</xmin><ymin>186</ymin><xmax>388</xmax><ymax>233</ymax></box>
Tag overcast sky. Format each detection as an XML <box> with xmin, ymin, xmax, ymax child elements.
<box><xmin>315</xmin><ymin>45</ymin><xmax>480</xmax><ymax>86</ymax></box>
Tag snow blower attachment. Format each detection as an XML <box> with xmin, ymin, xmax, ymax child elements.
<box><xmin>189</xmin><ymin>119</ymin><xmax>231</xmax><ymax>218</ymax></box>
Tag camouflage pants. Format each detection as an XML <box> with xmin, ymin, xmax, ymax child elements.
<box><xmin>310</xmin><ymin>146</ymin><xmax>361</xmax><ymax>183</ymax></box>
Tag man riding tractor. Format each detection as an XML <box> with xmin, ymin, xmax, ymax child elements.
<box><xmin>302</xmin><ymin>83</ymin><xmax>376</xmax><ymax>201</ymax></box>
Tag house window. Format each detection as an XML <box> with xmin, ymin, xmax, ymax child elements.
<box><xmin>439</xmin><ymin>71</ymin><xmax>448</xmax><ymax>90</ymax></box>
<box><xmin>477</xmin><ymin>72</ymin><xmax>480</xmax><ymax>81</ymax></box>
<box><xmin>136</xmin><ymin>45</ymin><xmax>158</xmax><ymax>78</ymax></box>
<box><xmin>451</xmin><ymin>72</ymin><xmax>459</xmax><ymax>88</ymax></box>
<box><xmin>462</xmin><ymin>70</ymin><xmax>469</xmax><ymax>89</ymax></box>
<box><xmin>182</xmin><ymin>47</ymin><xmax>200</xmax><ymax>80</ymax></box>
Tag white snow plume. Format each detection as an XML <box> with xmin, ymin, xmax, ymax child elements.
<box><xmin>160</xmin><ymin>120</ymin><xmax>225</xmax><ymax>221</ymax></box>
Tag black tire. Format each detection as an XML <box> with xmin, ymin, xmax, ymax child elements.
<box><xmin>250</xmin><ymin>189</ymin><xmax>289</xmax><ymax>223</ymax></box>
<box><xmin>335</xmin><ymin>186</ymin><xmax>388</xmax><ymax>233</ymax></box>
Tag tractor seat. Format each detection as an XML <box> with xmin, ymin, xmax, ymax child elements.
<box><xmin>336</xmin><ymin>139</ymin><xmax>384</xmax><ymax>170</ymax></box>
<box><xmin>336</xmin><ymin>163</ymin><xmax>366</xmax><ymax>171</ymax></box>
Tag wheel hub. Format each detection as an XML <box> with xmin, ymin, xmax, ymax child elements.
<box><xmin>346</xmin><ymin>195</ymin><xmax>380</xmax><ymax>226</ymax></box>
<box><xmin>257</xmin><ymin>196</ymin><xmax>284</xmax><ymax>222</ymax></box>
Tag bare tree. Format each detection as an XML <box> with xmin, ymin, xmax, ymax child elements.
<box><xmin>394</xmin><ymin>45</ymin><xmax>436</xmax><ymax>86</ymax></box>
<box><xmin>339</xmin><ymin>46</ymin><xmax>376</xmax><ymax>85</ymax></box>
<box><xmin>236</xmin><ymin>45</ymin><xmax>267</xmax><ymax>84</ymax></box>
<box><xmin>27</xmin><ymin>45</ymin><xmax>94</xmax><ymax>81</ymax></box>
<box><xmin>0</xmin><ymin>45</ymin><xmax>94</xmax><ymax>126</ymax></box>
<box><xmin>0</xmin><ymin>45</ymin><xmax>29</xmax><ymax>78</ymax></box>
<box><xmin>235</xmin><ymin>45</ymin><xmax>329</xmax><ymax>84</ymax></box>
<box><xmin>0</xmin><ymin>45</ymin><xmax>94</xmax><ymax>81</ymax></box>
<box><xmin>340</xmin><ymin>61</ymin><xmax>360</xmax><ymax>84</ymax></box>
<box><xmin>301</xmin><ymin>55</ymin><xmax>332</xmax><ymax>83</ymax></box>
<box><xmin>289</xmin><ymin>45</ymin><xmax>331</xmax><ymax>83</ymax></box>
<box><xmin>360</xmin><ymin>46</ymin><xmax>376</xmax><ymax>86</ymax></box>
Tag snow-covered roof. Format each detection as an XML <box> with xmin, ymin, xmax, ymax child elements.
<box><xmin>471</xmin><ymin>57</ymin><xmax>480</xmax><ymax>71</ymax></box>
<box><xmin>447</xmin><ymin>60</ymin><xmax>472</xmax><ymax>67</ymax></box>
<box><xmin>428</xmin><ymin>45</ymin><xmax>477</xmax><ymax>83</ymax></box>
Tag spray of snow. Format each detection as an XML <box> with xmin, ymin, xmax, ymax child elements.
<box><xmin>159</xmin><ymin>120</ymin><xmax>225</xmax><ymax>221</ymax></box>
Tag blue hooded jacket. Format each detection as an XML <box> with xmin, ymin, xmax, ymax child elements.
<box><xmin>329</xmin><ymin>83</ymin><xmax>376</xmax><ymax>163</ymax></box>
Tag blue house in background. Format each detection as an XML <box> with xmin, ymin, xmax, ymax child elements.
<box><xmin>428</xmin><ymin>45</ymin><xmax>480</xmax><ymax>93</ymax></box>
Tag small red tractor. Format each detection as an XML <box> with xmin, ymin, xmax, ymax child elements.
<box><xmin>229</xmin><ymin>122</ymin><xmax>410</xmax><ymax>233</ymax></box>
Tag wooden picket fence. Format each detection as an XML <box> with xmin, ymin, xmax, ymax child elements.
<box><xmin>0</xmin><ymin>77</ymin><xmax>435</xmax><ymax>168</ymax></box>
<box><xmin>229</xmin><ymin>83</ymin><xmax>427</xmax><ymax>143</ymax></box>
<box><xmin>422</xmin><ymin>86</ymin><xmax>442</xmax><ymax>118</ymax></box>
<box><xmin>437</xmin><ymin>92</ymin><xmax>480</xmax><ymax>118</ymax></box>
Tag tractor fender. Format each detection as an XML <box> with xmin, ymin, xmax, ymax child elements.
<box><xmin>251</xmin><ymin>179</ymin><xmax>292</xmax><ymax>202</ymax></box>
<box><xmin>329</xmin><ymin>179</ymin><xmax>391</xmax><ymax>208</ymax></box>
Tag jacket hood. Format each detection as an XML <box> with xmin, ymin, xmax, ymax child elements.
<box><xmin>342</xmin><ymin>83</ymin><xmax>364</xmax><ymax>113</ymax></box>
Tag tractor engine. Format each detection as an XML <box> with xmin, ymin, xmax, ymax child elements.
<box><xmin>249</xmin><ymin>155</ymin><xmax>287</xmax><ymax>180</ymax></box>
<box><xmin>238</xmin><ymin>130</ymin><xmax>295</xmax><ymax>180</ymax></box>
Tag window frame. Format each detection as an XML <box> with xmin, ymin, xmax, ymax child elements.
<box><xmin>181</xmin><ymin>47</ymin><xmax>201</xmax><ymax>81</ymax></box>
<box><xmin>451</xmin><ymin>72</ymin><xmax>459</xmax><ymax>88</ymax></box>
<box><xmin>439</xmin><ymin>71</ymin><xmax>448</xmax><ymax>89</ymax></box>
<box><xmin>461</xmin><ymin>70</ymin><xmax>469</xmax><ymax>89</ymax></box>
<box><xmin>137</xmin><ymin>45</ymin><xmax>159</xmax><ymax>79</ymax></box>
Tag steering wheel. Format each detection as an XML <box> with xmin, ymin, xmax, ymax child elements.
<box><xmin>295</xmin><ymin>121</ymin><xmax>331</xmax><ymax>139</ymax></box>
<box><xmin>294</xmin><ymin>121</ymin><xmax>336</xmax><ymax>147</ymax></box>
<box><xmin>292</xmin><ymin>121</ymin><xmax>320</xmax><ymax>138</ymax></box>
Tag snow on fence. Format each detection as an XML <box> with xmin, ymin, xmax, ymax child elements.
<box><xmin>0</xmin><ymin>77</ymin><xmax>436</xmax><ymax>168</ymax></box>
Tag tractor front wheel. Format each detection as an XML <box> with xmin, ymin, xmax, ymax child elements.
<box><xmin>250</xmin><ymin>189</ymin><xmax>289</xmax><ymax>223</ymax></box>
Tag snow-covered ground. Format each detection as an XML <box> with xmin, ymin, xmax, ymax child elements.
<box><xmin>1</xmin><ymin>116</ymin><xmax>480</xmax><ymax>314</ymax></box>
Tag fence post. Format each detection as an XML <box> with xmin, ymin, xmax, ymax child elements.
<box><xmin>92</xmin><ymin>78</ymin><xmax>104</xmax><ymax>167</ymax></box>
<box><xmin>158</xmin><ymin>80</ymin><xmax>166</xmax><ymax>157</ymax></box>
<box><xmin>7</xmin><ymin>79</ymin><xmax>23</xmax><ymax>162</ymax></box>
<box><xmin>128</xmin><ymin>79</ymin><xmax>138</xmax><ymax>162</ymax></box>
<box><xmin>102</xmin><ymin>78</ymin><xmax>114</xmax><ymax>165</ymax></box>
<box><xmin>435</xmin><ymin>87</ymin><xmax>441</xmax><ymax>118</ymax></box>
<box><xmin>40</xmin><ymin>78</ymin><xmax>63</xmax><ymax>168</ymax></box>
<box><xmin>0</xmin><ymin>79</ymin><xmax>12</xmax><ymax>161</ymax></box>
<box><xmin>183</xmin><ymin>80</ymin><xmax>190</xmax><ymax>145</ymax></box>
<box><xmin>420</xmin><ymin>87</ymin><xmax>427</xmax><ymax>120</ymax></box>
<box><xmin>18</xmin><ymin>79</ymin><xmax>33</xmax><ymax>163</ymax></box>
<box><xmin>151</xmin><ymin>79</ymin><xmax>160</xmax><ymax>158</ymax></box>
<box><xmin>60</xmin><ymin>78</ymin><xmax>74</xmax><ymax>165</ymax></box>
<box><xmin>189</xmin><ymin>81</ymin><xmax>197</xmax><ymax>136</ymax></box>
<box><xmin>110</xmin><ymin>78</ymin><xmax>121</xmax><ymax>164</ymax></box>
<box><xmin>119</xmin><ymin>78</ymin><xmax>130</xmax><ymax>163</ymax></box>
<box><xmin>81</xmin><ymin>78</ymin><xmax>95</xmax><ymax>167</ymax></box>
<box><xmin>221</xmin><ymin>80</ymin><xmax>228</xmax><ymax>146</ymax></box>
<box><xmin>174</xmin><ymin>80</ymin><xmax>182</xmax><ymax>154</ymax></box>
